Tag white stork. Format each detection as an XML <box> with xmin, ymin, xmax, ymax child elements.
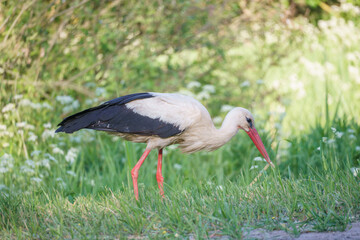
<box><xmin>56</xmin><ymin>92</ymin><xmax>274</xmax><ymax>200</ymax></box>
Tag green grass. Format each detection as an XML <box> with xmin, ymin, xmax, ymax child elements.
<box><xmin>0</xmin><ymin>118</ymin><xmax>359</xmax><ymax>239</ymax></box>
<box><xmin>0</xmin><ymin>167</ymin><xmax>359</xmax><ymax>239</ymax></box>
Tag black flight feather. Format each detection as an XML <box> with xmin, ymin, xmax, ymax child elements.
<box><xmin>55</xmin><ymin>92</ymin><xmax>183</xmax><ymax>138</ymax></box>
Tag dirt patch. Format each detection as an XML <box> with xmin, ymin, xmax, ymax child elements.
<box><xmin>244</xmin><ymin>222</ymin><xmax>360</xmax><ymax>240</ymax></box>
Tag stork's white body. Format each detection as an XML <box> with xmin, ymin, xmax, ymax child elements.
<box><xmin>56</xmin><ymin>92</ymin><xmax>272</xmax><ymax>200</ymax></box>
<box><xmin>121</xmin><ymin>93</ymin><xmax>245</xmax><ymax>153</ymax></box>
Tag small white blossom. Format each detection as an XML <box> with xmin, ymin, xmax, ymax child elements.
<box><xmin>174</xmin><ymin>163</ymin><xmax>182</xmax><ymax>170</ymax></box>
<box><xmin>349</xmin><ymin>134</ymin><xmax>356</xmax><ymax>140</ymax></box>
<box><xmin>241</xmin><ymin>81</ymin><xmax>250</xmax><ymax>87</ymax></box>
<box><xmin>331</xmin><ymin>127</ymin><xmax>337</xmax><ymax>133</ymax></box>
<box><xmin>350</xmin><ymin>168</ymin><xmax>360</xmax><ymax>177</ymax></box>
<box><xmin>202</xmin><ymin>84</ymin><xmax>215</xmax><ymax>93</ymax></box>
<box><xmin>14</xmin><ymin>94</ymin><xmax>23</xmax><ymax>100</ymax></box>
<box><xmin>42</xmin><ymin>102</ymin><xmax>53</xmax><ymax>110</ymax></box>
<box><xmin>90</xmin><ymin>179</ymin><xmax>95</xmax><ymax>187</ymax></box>
<box><xmin>65</xmin><ymin>148</ymin><xmax>79</xmax><ymax>164</ymax></box>
<box><xmin>335</xmin><ymin>131</ymin><xmax>344</xmax><ymax>138</ymax></box>
<box><xmin>322</xmin><ymin>137</ymin><xmax>328</xmax><ymax>142</ymax></box>
<box><xmin>355</xmin><ymin>146</ymin><xmax>360</xmax><ymax>152</ymax></box>
<box><xmin>221</xmin><ymin>105</ymin><xmax>234</xmax><ymax>112</ymax></box>
<box><xmin>31</xmin><ymin>150</ymin><xmax>42</xmax><ymax>157</ymax></box>
<box><xmin>212</xmin><ymin>116</ymin><xmax>223</xmax><ymax>125</ymax></box>
<box><xmin>317</xmin><ymin>146</ymin><xmax>321</xmax><ymax>151</ymax></box>
<box><xmin>250</xmin><ymin>165</ymin><xmax>259</xmax><ymax>170</ymax></box>
<box><xmin>66</xmin><ymin>170</ymin><xmax>76</xmax><ymax>177</ymax></box>
<box><xmin>95</xmin><ymin>87</ymin><xmax>107</xmax><ymax>97</ymax></box>
<box><xmin>28</xmin><ymin>132</ymin><xmax>38</xmax><ymax>142</ymax></box>
<box><xmin>52</xmin><ymin>147</ymin><xmax>64</xmax><ymax>155</ymax></box>
<box><xmin>187</xmin><ymin>81</ymin><xmax>201</xmax><ymax>89</ymax></box>
<box><xmin>43</xmin><ymin>123</ymin><xmax>52</xmax><ymax>129</ymax></box>
<box><xmin>253</xmin><ymin>157</ymin><xmax>266</xmax><ymax>162</ymax></box>
<box><xmin>196</xmin><ymin>91</ymin><xmax>210</xmax><ymax>100</ymax></box>
<box><xmin>0</xmin><ymin>124</ymin><xmax>7</xmax><ymax>131</ymax></box>
<box><xmin>2</xmin><ymin>103</ymin><xmax>15</xmax><ymax>113</ymax></box>
<box><xmin>20</xmin><ymin>166</ymin><xmax>35</xmax><ymax>174</ymax></box>
<box><xmin>31</xmin><ymin>177</ymin><xmax>42</xmax><ymax>183</ymax></box>
<box><xmin>42</xmin><ymin>129</ymin><xmax>56</xmax><ymax>139</ymax></box>
<box><xmin>25</xmin><ymin>159</ymin><xmax>35</xmax><ymax>168</ymax></box>
<box><xmin>56</xmin><ymin>95</ymin><xmax>74</xmax><ymax>105</ymax></box>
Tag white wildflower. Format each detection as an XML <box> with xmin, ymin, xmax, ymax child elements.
<box><xmin>350</xmin><ymin>168</ymin><xmax>360</xmax><ymax>177</ymax></box>
<box><xmin>20</xmin><ymin>166</ymin><xmax>35</xmax><ymax>174</ymax></box>
<box><xmin>0</xmin><ymin>153</ymin><xmax>14</xmax><ymax>173</ymax></box>
<box><xmin>253</xmin><ymin>157</ymin><xmax>266</xmax><ymax>162</ymax></box>
<box><xmin>90</xmin><ymin>179</ymin><xmax>95</xmax><ymax>187</ymax></box>
<box><xmin>85</xmin><ymin>98</ymin><xmax>98</xmax><ymax>105</ymax></box>
<box><xmin>25</xmin><ymin>159</ymin><xmax>35</xmax><ymax>168</ymax></box>
<box><xmin>65</xmin><ymin>148</ymin><xmax>79</xmax><ymax>164</ymax></box>
<box><xmin>95</xmin><ymin>87</ymin><xmax>107</xmax><ymax>97</ymax></box>
<box><xmin>42</xmin><ymin>102</ymin><xmax>53</xmax><ymax>110</ymax></box>
<box><xmin>196</xmin><ymin>91</ymin><xmax>210</xmax><ymax>100</ymax></box>
<box><xmin>2</xmin><ymin>103</ymin><xmax>15</xmax><ymax>113</ymax></box>
<box><xmin>317</xmin><ymin>146</ymin><xmax>321</xmax><ymax>151</ymax></box>
<box><xmin>14</xmin><ymin>94</ymin><xmax>23</xmax><ymax>100</ymax></box>
<box><xmin>2</xmin><ymin>143</ymin><xmax>9</xmax><ymax>148</ymax></box>
<box><xmin>221</xmin><ymin>105</ymin><xmax>234</xmax><ymax>112</ymax></box>
<box><xmin>322</xmin><ymin>137</ymin><xmax>328</xmax><ymax>142</ymax></box>
<box><xmin>187</xmin><ymin>81</ymin><xmax>201</xmax><ymax>89</ymax></box>
<box><xmin>31</xmin><ymin>177</ymin><xmax>42</xmax><ymax>183</ymax></box>
<box><xmin>0</xmin><ymin>124</ymin><xmax>6</xmax><ymax>131</ymax></box>
<box><xmin>240</xmin><ymin>81</ymin><xmax>250</xmax><ymax>87</ymax></box>
<box><xmin>250</xmin><ymin>165</ymin><xmax>259</xmax><ymax>170</ymax></box>
<box><xmin>28</xmin><ymin>132</ymin><xmax>38</xmax><ymax>142</ymax></box>
<box><xmin>256</xmin><ymin>79</ymin><xmax>264</xmax><ymax>85</ymax></box>
<box><xmin>31</xmin><ymin>150</ymin><xmax>42</xmax><ymax>157</ymax></box>
<box><xmin>52</xmin><ymin>147</ymin><xmax>64</xmax><ymax>155</ymax></box>
<box><xmin>42</xmin><ymin>129</ymin><xmax>55</xmax><ymax>139</ymax></box>
<box><xmin>173</xmin><ymin>163</ymin><xmax>182</xmax><ymax>170</ymax></box>
<box><xmin>349</xmin><ymin>134</ymin><xmax>356</xmax><ymax>140</ymax></box>
<box><xmin>335</xmin><ymin>131</ymin><xmax>344</xmax><ymax>138</ymax></box>
<box><xmin>347</xmin><ymin>129</ymin><xmax>355</xmax><ymax>133</ymax></box>
<box><xmin>355</xmin><ymin>146</ymin><xmax>360</xmax><ymax>152</ymax></box>
<box><xmin>331</xmin><ymin>127</ymin><xmax>337</xmax><ymax>133</ymax></box>
<box><xmin>202</xmin><ymin>84</ymin><xmax>215</xmax><ymax>93</ymax></box>
<box><xmin>40</xmin><ymin>159</ymin><xmax>50</xmax><ymax>169</ymax></box>
<box><xmin>212</xmin><ymin>116</ymin><xmax>223</xmax><ymax>125</ymax></box>
<box><xmin>44</xmin><ymin>153</ymin><xmax>57</xmax><ymax>162</ymax></box>
<box><xmin>18</xmin><ymin>99</ymin><xmax>32</xmax><ymax>107</ymax></box>
<box><xmin>43</xmin><ymin>123</ymin><xmax>52</xmax><ymax>129</ymax></box>
<box><xmin>62</xmin><ymin>100</ymin><xmax>80</xmax><ymax>113</ymax></box>
<box><xmin>56</xmin><ymin>95</ymin><xmax>74</xmax><ymax>105</ymax></box>
<box><xmin>66</xmin><ymin>170</ymin><xmax>76</xmax><ymax>177</ymax></box>
<box><xmin>327</xmin><ymin>139</ymin><xmax>336</xmax><ymax>144</ymax></box>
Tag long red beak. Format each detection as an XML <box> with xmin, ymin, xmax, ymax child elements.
<box><xmin>246</xmin><ymin>128</ymin><xmax>275</xmax><ymax>167</ymax></box>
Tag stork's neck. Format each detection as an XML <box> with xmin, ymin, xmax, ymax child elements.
<box><xmin>204</xmin><ymin>111</ymin><xmax>239</xmax><ymax>151</ymax></box>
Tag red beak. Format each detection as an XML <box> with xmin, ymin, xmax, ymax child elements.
<box><xmin>246</xmin><ymin>128</ymin><xmax>275</xmax><ymax>167</ymax></box>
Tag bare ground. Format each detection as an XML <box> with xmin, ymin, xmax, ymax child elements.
<box><xmin>244</xmin><ymin>222</ymin><xmax>360</xmax><ymax>240</ymax></box>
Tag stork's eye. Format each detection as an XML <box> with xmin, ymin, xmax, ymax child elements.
<box><xmin>246</xmin><ymin>117</ymin><xmax>251</xmax><ymax>123</ymax></box>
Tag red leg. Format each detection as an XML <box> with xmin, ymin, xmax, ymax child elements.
<box><xmin>131</xmin><ymin>149</ymin><xmax>151</xmax><ymax>200</ymax></box>
<box><xmin>156</xmin><ymin>148</ymin><xmax>164</xmax><ymax>197</ymax></box>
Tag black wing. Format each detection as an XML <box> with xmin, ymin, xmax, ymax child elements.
<box><xmin>55</xmin><ymin>92</ymin><xmax>182</xmax><ymax>138</ymax></box>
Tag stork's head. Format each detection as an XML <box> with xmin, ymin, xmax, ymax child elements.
<box><xmin>230</xmin><ymin>107</ymin><xmax>274</xmax><ymax>167</ymax></box>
